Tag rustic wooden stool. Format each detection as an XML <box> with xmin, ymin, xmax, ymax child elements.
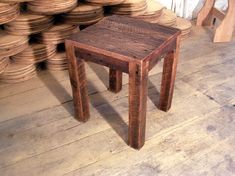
<box><xmin>65</xmin><ymin>15</ymin><xmax>181</xmax><ymax>149</ymax></box>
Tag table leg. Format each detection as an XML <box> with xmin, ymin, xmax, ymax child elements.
<box><xmin>109</xmin><ymin>69</ymin><xmax>122</xmax><ymax>93</ymax></box>
<box><xmin>66</xmin><ymin>43</ymin><xmax>90</xmax><ymax>122</ymax></box>
<box><xmin>128</xmin><ymin>62</ymin><xmax>149</xmax><ymax>149</ymax></box>
<box><xmin>158</xmin><ymin>38</ymin><xmax>180</xmax><ymax>112</ymax></box>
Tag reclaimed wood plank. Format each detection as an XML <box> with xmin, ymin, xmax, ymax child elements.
<box><xmin>64</xmin><ymin>106</ymin><xmax>235</xmax><ymax>176</ymax></box>
<box><xmin>128</xmin><ymin>61</ymin><xmax>149</xmax><ymax>149</ymax></box>
<box><xmin>108</xmin><ymin>69</ymin><xmax>122</xmax><ymax>93</ymax></box>
<box><xmin>0</xmin><ymin>79</ymin><xmax>220</xmax><ymax>173</ymax></box>
<box><xmin>66</xmin><ymin>43</ymin><xmax>90</xmax><ymax>122</ymax></box>
<box><xmin>158</xmin><ymin>37</ymin><xmax>180</xmax><ymax>111</ymax></box>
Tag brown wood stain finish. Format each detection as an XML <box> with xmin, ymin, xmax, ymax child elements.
<box><xmin>65</xmin><ymin>15</ymin><xmax>181</xmax><ymax>149</ymax></box>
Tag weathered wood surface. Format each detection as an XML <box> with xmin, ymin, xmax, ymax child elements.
<box><xmin>128</xmin><ymin>61</ymin><xmax>149</xmax><ymax>149</ymax></box>
<box><xmin>0</xmin><ymin>26</ymin><xmax>235</xmax><ymax>175</ymax></box>
<box><xmin>66</xmin><ymin>44</ymin><xmax>90</xmax><ymax>122</ymax></box>
<box><xmin>69</xmin><ymin>15</ymin><xmax>180</xmax><ymax>63</ymax></box>
<box><xmin>109</xmin><ymin>69</ymin><xmax>122</xmax><ymax>93</ymax></box>
<box><xmin>158</xmin><ymin>37</ymin><xmax>179</xmax><ymax>111</ymax></box>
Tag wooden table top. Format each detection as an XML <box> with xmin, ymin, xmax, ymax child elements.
<box><xmin>67</xmin><ymin>15</ymin><xmax>180</xmax><ymax>61</ymax></box>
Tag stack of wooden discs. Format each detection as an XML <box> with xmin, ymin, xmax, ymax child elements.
<box><xmin>110</xmin><ymin>0</ymin><xmax>147</xmax><ymax>16</ymax></box>
<box><xmin>35</xmin><ymin>24</ymin><xmax>79</xmax><ymax>45</ymax></box>
<box><xmin>4</xmin><ymin>13</ymin><xmax>54</xmax><ymax>35</ymax></box>
<box><xmin>27</xmin><ymin>0</ymin><xmax>78</xmax><ymax>15</ymax></box>
<box><xmin>137</xmin><ymin>0</ymin><xmax>165</xmax><ymax>23</ymax></box>
<box><xmin>0</xmin><ymin>61</ymin><xmax>37</xmax><ymax>83</ymax></box>
<box><xmin>62</xmin><ymin>3</ymin><xmax>104</xmax><ymax>25</ymax></box>
<box><xmin>11</xmin><ymin>43</ymin><xmax>56</xmax><ymax>64</ymax></box>
<box><xmin>47</xmin><ymin>51</ymin><xmax>68</xmax><ymax>71</ymax></box>
<box><xmin>0</xmin><ymin>57</ymin><xmax>9</xmax><ymax>75</ymax></box>
<box><xmin>0</xmin><ymin>3</ymin><xmax>19</xmax><ymax>25</ymax></box>
<box><xmin>173</xmin><ymin>17</ymin><xmax>192</xmax><ymax>40</ymax></box>
<box><xmin>158</xmin><ymin>9</ymin><xmax>177</xmax><ymax>26</ymax></box>
<box><xmin>0</xmin><ymin>30</ymin><xmax>29</xmax><ymax>58</ymax></box>
<box><xmin>85</xmin><ymin>0</ymin><xmax>125</xmax><ymax>6</ymax></box>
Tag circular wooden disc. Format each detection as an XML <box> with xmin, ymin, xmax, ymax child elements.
<box><xmin>3</xmin><ymin>61</ymin><xmax>33</xmax><ymax>73</ymax></box>
<box><xmin>142</xmin><ymin>0</ymin><xmax>164</xmax><ymax>16</ymax></box>
<box><xmin>70</xmin><ymin>3</ymin><xmax>103</xmax><ymax>13</ymax></box>
<box><xmin>0</xmin><ymin>57</ymin><xmax>9</xmax><ymax>74</ymax></box>
<box><xmin>27</xmin><ymin>0</ymin><xmax>78</xmax><ymax>15</ymax></box>
<box><xmin>7</xmin><ymin>12</ymin><xmax>53</xmax><ymax>22</ymax></box>
<box><xmin>158</xmin><ymin>9</ymin><xmax>177</xmax><ymax>26</ymax></box>
<box><xmin>0</xmin><ymin>3</ymin><xmax>19</xmax><ymax>25</ymax></box>
<box><xmin>11</xmin><ymin>43</ymin><xmax>56</xmax><ymax>64</ymax></box>
<box><xmin>4</xmin><ymin>13</ymin><xmax>54</xmax><ymax>35</ymax></box>
<box><xmin>63</xmin><ymin>15</ymin><xmax>103</xmax><ymax>25</ymax></box>
<box><xmin>47</xmin><ymin>51</ymin><xmax>68</xmax><ymax>71</ymax></box>
<box><xmin>35</xmin><ymin>24</ymin><xmax>79</xmax><ymax>44</ymax></box>
<box><xmin>119</xmin><ymin>0</ymin><xmax>146</xmax><ymax>5</ymax></box>
<box><xmin>173</xmin><ymin>17</ymin><xmax>192</xmax><ymax>31</ymax></box>
<box><xmin>0</xmin><ymin>43</ymin><xmax>29</xmax><ymax>58</ymax></box>
<box><xmin>41</xmin><ymin>23</ymin><xmax>76</xmax><ymax>33</ymax></box>
<box><xmin>62</xmin><ymin>3</ymin><xmax>104</xmax><ymax>25</ymax></box>
<box><xmin>0</xmin><ymin>30</ymin><xmax>28</xmax><ymax>48</ymax></box>
<box><xmin>85</xmin><ymin>0</ymin><xmax>125</xmax><ymax>6</ymax></box>
<box><xmin>136</xmin><ymin>0</ymin><xmax>164</xmax><ymax>23</ymax></box>
<box><xmin>0</xmin><ymin>60</ymin><xmax>37</xmax><ymax>83</ymax></box>
<box><xmin>0</xmin><ymin>30</ymin><xmax>29</xmax><ymax>58</ymax></box>
<box><xmin>110</xmin><ymin>0</ymin><xmax>147</xmax><ymax>16</ymax></box>
<box><xmin>136</xmin><ymin>13</ymin><xmax>162</xmax><ymax>23</ymax></box>
<box><xmin>0</xmin><ymin>72</ymin><xmax>36</xmax><ymax>83</ymax></box>
<box><xmin>2</xmin><ymin>66</ymin><xmax>35</xmax><ymax>77</ymax></box>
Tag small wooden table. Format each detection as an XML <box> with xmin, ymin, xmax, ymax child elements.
<box><xmin>65</xmin><ymin>15</ymin><xmax>181</xmax><ymax>149</ymax></box>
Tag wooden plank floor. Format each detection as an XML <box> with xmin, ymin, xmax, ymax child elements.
<box><xmin>0</xmin><ymin>26</ymin><xmax>235</xmax><ymax>176</ymax></box>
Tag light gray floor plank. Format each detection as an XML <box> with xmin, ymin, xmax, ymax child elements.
<box><xmin>64</xmin><ymin>106</ymin><xmax>235</xmax><ymax>176</ymax></box>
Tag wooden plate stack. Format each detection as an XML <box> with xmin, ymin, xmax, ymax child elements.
<box><xmin>62</xmin><ymin>3</ymin><xmax>104</xmax><ymax>25</ymax></box>
<box><xmin>0</xmin><ymin>3</ymin><xmax>19</xmax><ymax>25</ymax></box>
<box><xmin>0</xmin><ymin>30</ymin><xmax>29</xmax><ymax>58</ymax></box>
<box><xmin>47</xmin><ymin>51</ymin><xmax>68</xmax><ymax>71</ymax></box>
<box><xmin>173</xmin><ymin>17</ymin><xmax>192</xmax><ymax>40</ymax></box>
<box><xmin>35</xmin><ymin>24</ymin><xmax>79</xmax><ymax>45</ymax></box>
<box><xmin>0</xmin><ymin>57</ymin><xmax>9</xmax><ymax>75</ymax></box>
<box><xmin>4</xmin><ymin>13</ymin><xmax>54</xmax><ymax>35</ymax></box>
<box><xmin>158</xmin><ymin>9</ymin><xmax>177</xmax><ymax>26</ymax></box>
<box><xmin>110</xmin><ymin>0</ymin><xmax>147</xmax><ymax>17</ymax></box>
<box><xmin>137</xmin><ymin>0</ymin><xmax>165</xmax><ymax>23</ymax></box>
<box><xmin>85</xmin><ymin>0</ymin><xmax>125</xmax><ymax>6</ymax></box>
<box><xmin>0</xmin><ymin>61</ymin><xmax>37</xmax><ymax>83</ymax></box>
<box><xmin>27</xmin><ymin>0</ymin><xmax>78</xmax><ymax>15</ymax></box>
<box><xmin>11</xmin><ymin>43</ymin><xmax>56</xmax><ymax>64</ymax></box>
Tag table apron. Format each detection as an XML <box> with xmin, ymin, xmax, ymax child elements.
<box><xmin>75</xmin><ymin>49</ymin><xmax>129</xmax><ymax>73</ymax></box>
